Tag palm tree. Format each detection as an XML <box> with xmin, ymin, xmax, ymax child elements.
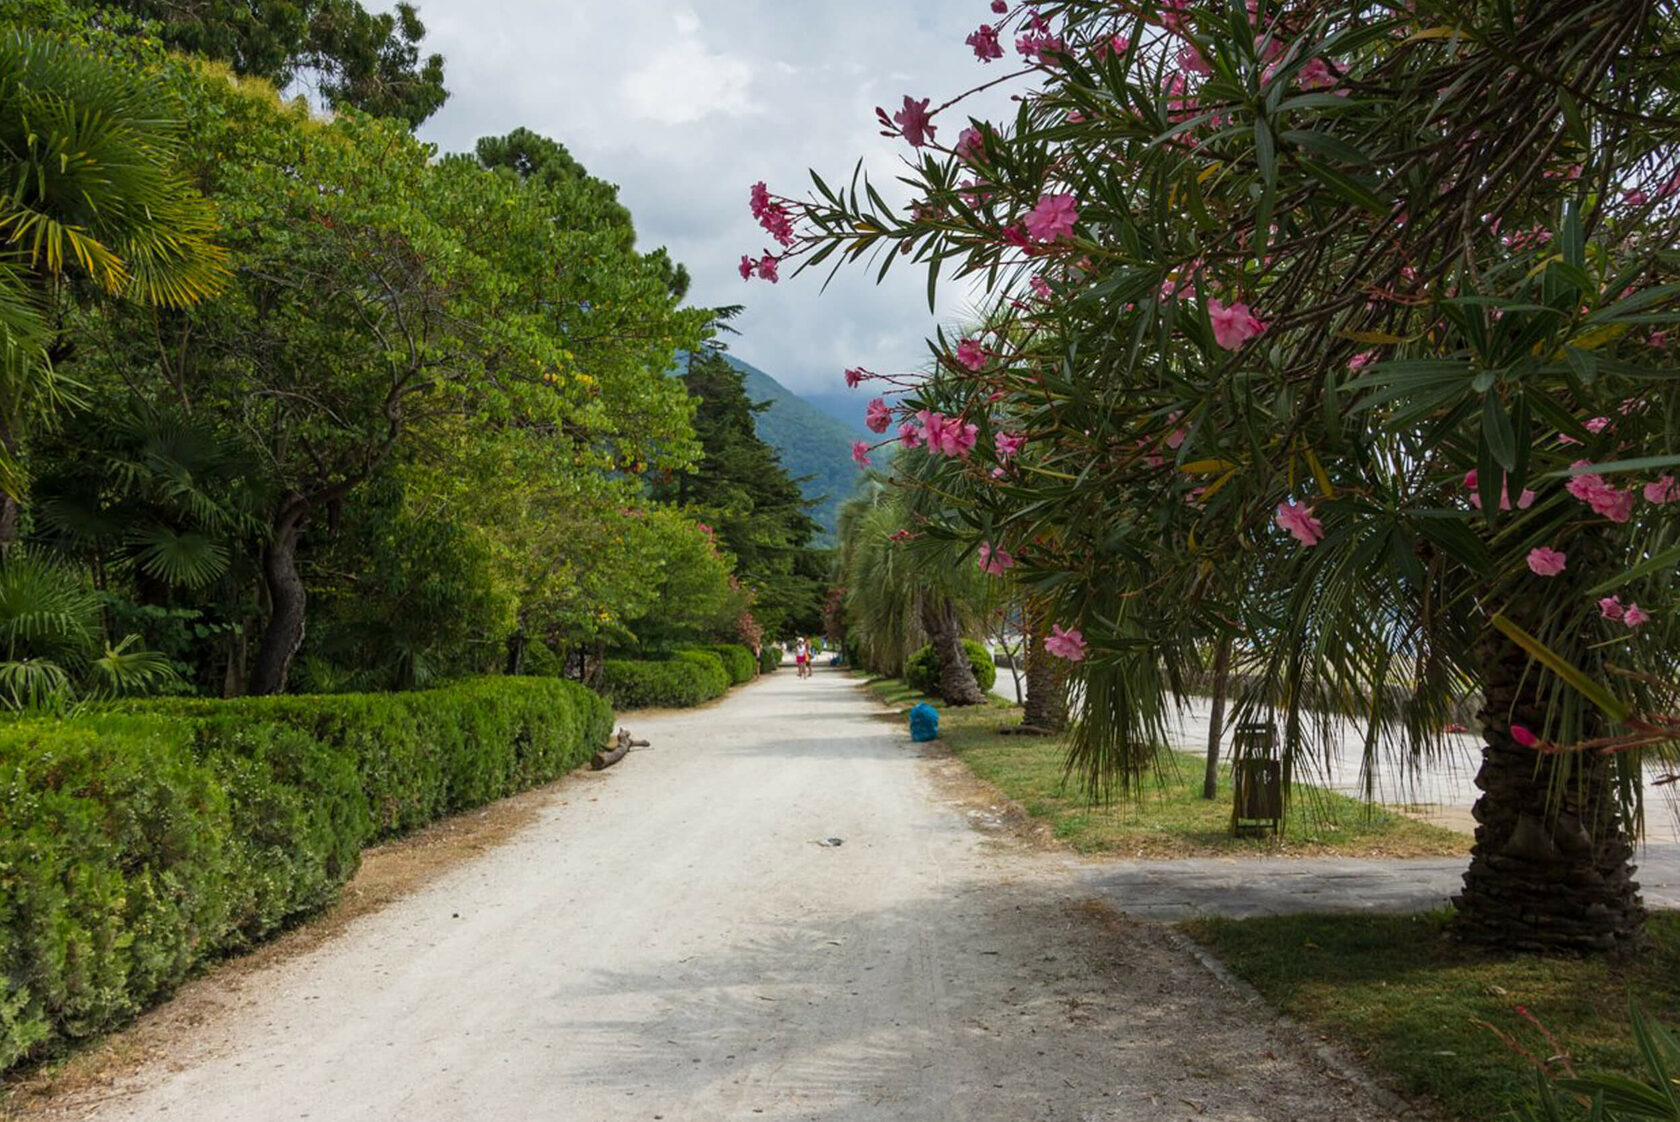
<box><xmin>0</xmin><ymin>28</ymin><xmax>228</xmax><ymax>541</ymax></box>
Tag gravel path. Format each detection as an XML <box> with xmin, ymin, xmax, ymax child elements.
<box><xmin>57</xmin><ymin>666</ymin><xmax>1399</xmax><ymax>1122</ymax></box>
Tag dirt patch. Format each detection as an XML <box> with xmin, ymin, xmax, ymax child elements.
<box><xmin>1</xmin><ymin>769</ymin><xmax>601</xmax><ymax>1119</ymax></box>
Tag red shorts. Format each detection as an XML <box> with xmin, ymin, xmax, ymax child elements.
<box><xmin>796</xmin><ymin>654</ymin><xmax>808</xmax><ymax>664</ymax></box>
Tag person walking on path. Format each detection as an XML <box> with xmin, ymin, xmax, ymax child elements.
<box><xmin>795</xmin><ymin>635</ymin><xmax>811</xmax><ymax>679</ymax></box>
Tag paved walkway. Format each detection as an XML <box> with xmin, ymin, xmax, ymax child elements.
<box><xmin>1080</xmin><ymin>850</ymin><xmax>1680</xmax><ymax>920</ymax></box>
<box><xmin>57</xmin><ymin>667</ymin><xmax>1395</xmax><ymax>1122</ymax></box>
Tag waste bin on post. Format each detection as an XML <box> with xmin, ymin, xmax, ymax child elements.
<box><xmin>1230</xmin><ymin>720</ymin><xmax>1282</xmax><ymax>837</ymax></box>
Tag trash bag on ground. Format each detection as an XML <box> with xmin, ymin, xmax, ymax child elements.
<box><xmin>908</xmin><ymin>702</ymin><xmax>939</xmax><ymax>742</ymax></box>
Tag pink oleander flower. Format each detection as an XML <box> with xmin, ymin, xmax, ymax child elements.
<box><xmin>991</xmin><ymin>0</ymin><xmax>1006</xmax><ymax>9</ymax></box>
<box><xmin>755</xmin><ymin>254</ymin><xmax>779</xmax><ymax>283</ymax></box>
<box><xmin>1016</xmin><ymin>31</ymin><xmax>1065</xmax><ymax>62</ymax></box>
<box><xmin>738</xmin><ymin>254</ymin><xmax>754</xmax><ymax>280</ymax></box>
<box><xmin>891</xmin><ymin>95</ymin><xmax>937</xmax><ymax>147</ymax></box>
<box><xmin>1565</xmin><ymin>461</ymin><xmax>1635</xmax><ymax>522</ymax></box>
<box><xmin>1623</xmin><ymin>603</ymin><xmax>1651</xmax><ymax>628</ymax></box>
<box><xmin>1208</xmin><ymin>299</ymin><xmax>1267</xmax><ymax>350</ymax></box>
<box><xmin>1584</xmin><ymin>416</ymin><xmax>1612</xmax><ymax>433</ymax></box>
<box><xmin>1600</xmin><ymin>596</ymin><xmax>1626</xmax><ymax>622</ymax></box>
<box><xmin>865</xmin><ymin>397</ymin><xmax>892</xmax><ymax>434</ymax></box>
<box><xmin>1527</xmin><ymin>547</ymin><xmax>1567</xmax><ymax>577</ymax></box>
<box><xmin>1510</xmin><ymin>724</ymin><xmax>1540</xmax><ymax>749</ymax></box>
<box><xmin>1624</xmin><ymin>188</ymin><xmax>1649</xmax><ymax>206</ymax></box>
<box><xmin>1297</xmin><ymin>58</ymin><xmax>1338</xmax><ymax>90</ymax></box>
<box><xmin>1347</xmin><ymin>351</ymin><xmax>1376</xmax><ymax>371</ymax></box>
<box><xmin>919</xmin><ymin>410</ymin><xmax>979</xmax><ymax>458</ymax></box>
<box><xmin>977</xmin><ymin>542</ymin><xmax>1016</xmax><ymax>575</ymax></box>
<box><xmin>844</xmin><ymin>367</ymin><xmax>865</xmax><ymax>389</ymax></box>
<box><xmin>1029</xmin><ymin>275</ymin><xmax>1052</xmax><ymax>300</ymax></box>
<box><xmin>1044</xmin><ymin>624</ymin><xmax>1086</xmax><ymax>662</ymax></box>
<box><xmin>898</xmin><ymin>420</ymin><xmax>924</xmax><ymax>450</ymax></box>
<box><xmin>954</xmin><ymin>338</ymin><xmax>987</xmax><ymax>371</ymax></box>
<box><xmin>1177</xmin><ymin>43</ymin><xmax>1210</xmax><ymax>76</ymax></box>
<box><xmin>966</xmin><ymin>24</ymin><xmax>1004</xmax><ymax>61</ymax></box>
<box><xmin>890</xmin><ymin>528</ymin><xmax>914</xmax><ymax>542</ymax></box>
<box><xmin>1023</xmin><ymin>192</ymin><xmax>1079</xmax><ymax>243</ymax></box>
<box><xmin>956</xmin><ymin>126</ymin><xmax>985</xmax><ymax>161</ymax></box>
<box><xmin>995</xmin><ymin>430</ymin><xmax>1025</xmax><ymax>463</ymax></box>
<box><xmin>1275</xmin><ymin>501</ymin><xmax>1324</xmax><ymax>547</ymax></box>
<box><xmin>1093</xmin><ymin>34</ymin><xmax>1130</xmax><ymax>58</ymax></box>
<box><xmin>1645</xmin><ymin>475</ymin><xmax>1677</xmax><ymax>504</ymax></box>
<box><xmin>850</xmin><ymin>440</ymin><xmax>872</xmax><ymax>467</ymax></box>
<box><xmin>749</xmin><ymin>181</ymin><xmax>770</xmax><ymax>219</ymax></box>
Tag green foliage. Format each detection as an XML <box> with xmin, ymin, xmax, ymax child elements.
<box><xmin>80</xmin><ymin>0</ymin><xmax>448</xmax><ymax>126</ymax></box>
<box><xmin>705</xmin><ymin>643</ymin><xmax>756</xmax><ymax>685</ymax></box>
<box><xmin>652</xmin><ymin>347</ymin><xmax>824</xmax><ymax>642</ymax></box>
<box><xmin>0</xmin><ymin>675</ymin><xmax>608</xmax><ymax>1073</ymax></box>
<box><xmin>599</xmin><ymin>653</ymin><xmax>732</xmax><ymax>710</ymax></box>
<box><xmin>715</xmin><ymin>352</ymin><xmax>865</xmax><ymax>543</ymax></box>
<box><xmin>759</xmin><ymin>645</ymin><xmax>783</xmax><ymax>674</ymax></box>
<box><xmin>1522</xmin><ymin>1006</ymin><xmax>1680</xmax><ymax>1120</ymax></box>
<box><xmin>905</xmin><ymin>639</ymin><xmax>995</xmax><ymax>700</ymax></box>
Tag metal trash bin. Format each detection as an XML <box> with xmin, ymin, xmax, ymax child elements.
<box><xmin>1230</xmin><ymin>721</ymin><xmax>1282</xmax><ymax>837</ymax></box>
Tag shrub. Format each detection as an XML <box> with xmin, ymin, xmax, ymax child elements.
<box><xmin>599</xmin><ymin>655</ymin><xmax>730</xmax><ymax>709</ymax></box>
<box><xmin>760</xmin><ymin>645</ymin><xmax>783</xmax><ymax>674</ymax></box>
<box><xmin>905</xmin><ymin>639</ymin><xmax>996</xmax><ymax>699</ymax></box>
<box><xmin>0</xmin><ymin>676</ymin><xmax>609</xmax><ymax>1073</ymax></box>
<box><xmin>671</xmin><ymin>649</ymin><xmax>731</xmax><ymax>697</ymax></box>
<box><xmin>703</xmin><ymin>643</ymin><xmax>756</xmax><ymax>685</ymax></box>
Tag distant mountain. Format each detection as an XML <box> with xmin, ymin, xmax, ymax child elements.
<box><xmin>673</xmin><ymin>352</ymin><xmax>863</xmax><ymax>544</ymax></box>
<box><xmin>796</xmin><ymin>389</ymin><xmax>878</xmax><ymax>441</ymax></box>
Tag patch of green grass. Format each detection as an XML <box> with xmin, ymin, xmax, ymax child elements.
<box><xmin>1183</xmin><ymin>911</ymin><xmax>1680</xmax><ymax>1121</ymax></box>
<box><xmin>863</xmin><ymin>674</ymin><xmax>1466</xmax><ymax>858</ymax></box>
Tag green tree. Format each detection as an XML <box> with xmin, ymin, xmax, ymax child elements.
<box><xmin>768</xmin><ymin>0</ymin><xmax>1680</xmax><ymax>948</ymax></box>
<box><xmin>90</xmin><ymin>69</ymin><xmax>701</xmax><ymax>693</ymax></box>
<box><xmin>652</xmin><ymin>345</ymin><xmax>823</xmax><ymax>640</ymax></box>
<box><xmin>0</xmin><ymin>25</ymin><xmax>227</xmax><ymax>537</ymax></box>
<box><xmin>81</xmin><ymin>0</ymin><xmax>448</xmax><ymax>126</ymax></box>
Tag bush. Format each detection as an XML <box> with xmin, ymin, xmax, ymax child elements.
<box><xmin>0</xmin><ymin>676</ymin><xmax>610</xmax><ymax>1073</ymax></box>
<box><xmin>599</xmin><ymin>654</ymin><xmax>730</xmax><ymax>709</ymax></box>
<box><xmin>905</xmin><ymin>639</ymin><xmax>996</xmax><ymax>699</ymax></box>
<box><xmin>703</xmin><ymin>643</ymin><xmax>756</xmax><ymax>685</ymax></box>
<box><xmin>760</xmin><ymin>645</ymin><xmax>783</xmax><ymax>674</ymax></box>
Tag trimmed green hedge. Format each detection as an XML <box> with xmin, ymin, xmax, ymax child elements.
<box><xmin>905</xmin><ymin>639</ymin><xmax>997</xmax><ymax>699</ymax></box>
<box><xmin>598</xmin><ymin>650</ymin><xmax>734</xmax><ymax>709</ymax></box>
<box><xmin>760</xmin><ymin>645</ymin><xmax>784</xmax><ymax>674</ymax></box>
<box><xmin>704</xmin><ymin>644</ymin><xmax>756</xmax><ymax>685</ymax></box>
<box><xmin>0</xmin><ymin>676</ymin><xmax>609</xmax><ymax>1073</ymax></box>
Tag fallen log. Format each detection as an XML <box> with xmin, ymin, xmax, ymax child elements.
<box><xmin>591</xmin><ymin>726</ymin><xmax>648</xmax><ymax>770</ymax></box>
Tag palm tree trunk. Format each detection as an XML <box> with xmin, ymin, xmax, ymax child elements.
<box><xmin>920</xmin><ymin>594</ymin><xmax>985</xmax><ymax>706</ymax></box>
<box><xmin>1202</xmin><ymin>635</ymin><xmax>1232</xmax><ymax>800</ymax></box>
<box><xmin>1452</xmin><ymin>629</ymin><xmax>1644</xmax><ymax>952</ymax></box>
<box><xmin>248</xmin><ymin>496</ymin><xmax>309</xmax><ymax>695</ymax></box>
<box><xmin>1022</xmin><ymin>601</ymin><xmax>1069</xmax><ymax>732</ymax></box>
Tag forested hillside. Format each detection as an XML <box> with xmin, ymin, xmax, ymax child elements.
<box><xmin>716</xmin><ymin>354</ymin><xmax>862</xmax><ymax>541</ymax></box>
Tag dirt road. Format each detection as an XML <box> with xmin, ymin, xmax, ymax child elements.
<box><xmin>59</xmin><ymin>667</ymin><xmax>1397</xmax><ymax>1122</ymax></box>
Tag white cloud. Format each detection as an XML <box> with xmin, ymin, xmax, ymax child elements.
<box><xmin>618</xmin><ymin>14</ymin><xmax>757</xmax><ymax>126</ymax></box>
<box><xmin>415</xmin><ymin>0</ymin><xmax>1021</xmax><ymax>397</ymax></box>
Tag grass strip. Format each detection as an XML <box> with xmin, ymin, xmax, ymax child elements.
<box><xmin>865</xmin><ymin>675</ymin><xmax>1466</xmax><ymax>858</ymax></box>
<box><xmin>1184</xmin><ymin>911</ymin><xmax>1680</xmax><ymax>1121</ymax></box>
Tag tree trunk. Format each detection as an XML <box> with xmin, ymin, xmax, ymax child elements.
<box><xmin>921</xmin><ymin>595</ymin><xmax>986</xmax><ymax>706</ymax></box>
<box><xmin>1022</xmin><ymin>602</ymin><xmax>1069</xmax><ymax>732</ymax></box>
<box><xmin>505</xmin><ymin>630</ymin><xmax>527</xmax><ymax>676</ymax></box>
<box><xmin>1452</xmin><ymin>629</ymin><xmax>1645</xmax><ymax>952</ymax></box>
<box><xmin>248</xmin><ymin>498</ymin><xmax>309</xmax><ymax>696</ymax></box>
<box><xmin>1202</xmin><ymin>635</ymin><xmax>1232</xmax><ymax>800</ymax></box>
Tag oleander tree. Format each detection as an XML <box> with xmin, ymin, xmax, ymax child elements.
<box><xmin>747</xmin><ymin>0</ymin><xmax>1680</xmax><ymax>950</ymax></box>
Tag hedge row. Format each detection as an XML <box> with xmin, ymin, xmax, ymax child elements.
<box><xmin>705</xmin><ymin>644</ymin><xmax>756</xmax><ymax>686</ymax></box>
<box><xmin>0</xmin><ymin>676</ymin><xmax>610</xmax><ymax>1073</ymax></box>
<box><xmin>759</xmin><ymin>645</ymin><xmax>784</xmax><ymax>674</ymax></box>
<box><xmin>598</xmin><ymin>649</ymin><xmax>727</xmax><ymax>710</ymax></box>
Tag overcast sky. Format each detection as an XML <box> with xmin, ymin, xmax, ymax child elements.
<box><xmin>413</xmin><ymin>0</ymin><xmax>1012</xmax><ymax>401</ymax></box>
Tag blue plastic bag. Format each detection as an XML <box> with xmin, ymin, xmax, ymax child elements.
<box><xmin>908</xmin><ymin>702</ymin><xmax>940</xmax><ymax>742</ymax></box>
